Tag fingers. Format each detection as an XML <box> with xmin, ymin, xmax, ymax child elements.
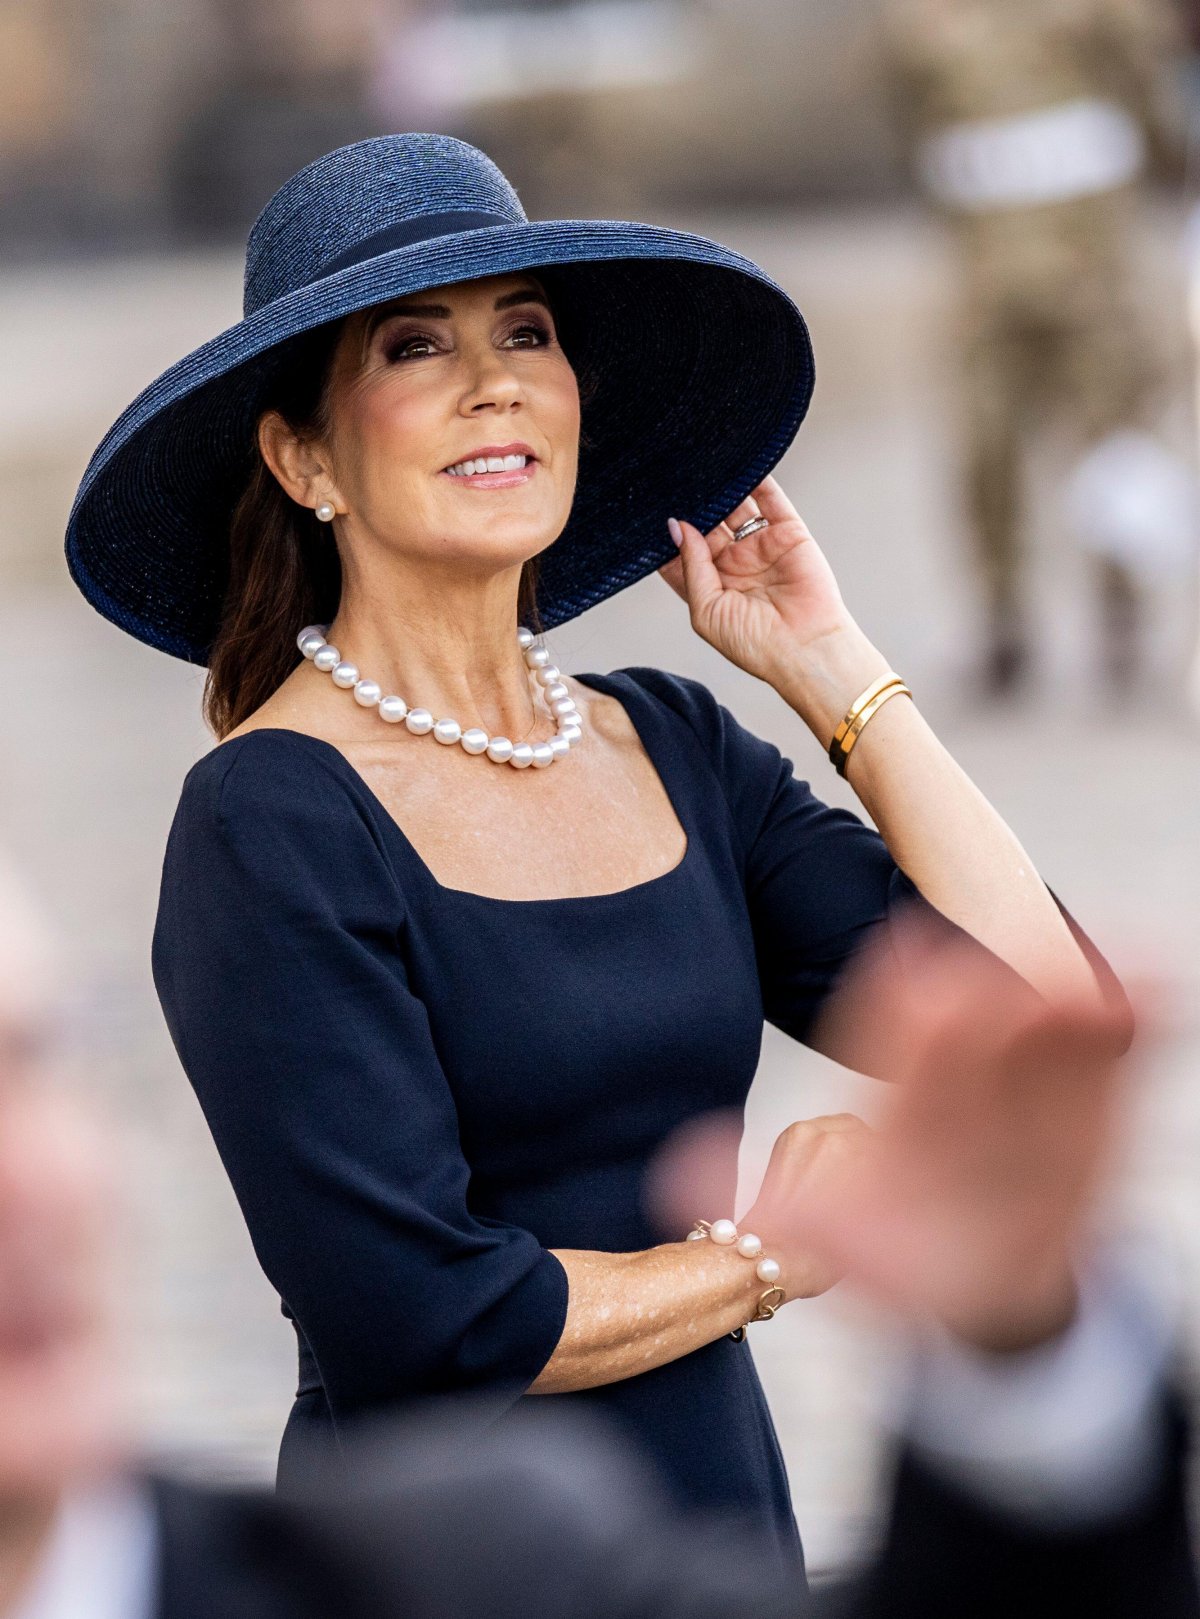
<box><xmin>669</xmin><ymin>517</ymin><xmax>725</xmax><ymax>620</ymax></box>
<box><xmin>654</xmin><ymin>485</ymin><xmax>777</xmax><ymax>608</ymax></box>
<box><xmin>718</xmin><ymin>493</ymin><xmax>766</xmax><ymax>547</ymax></box>
<box><xmin>748</xmin><ymin>475</ymin><xmax>810</xmax><ymax>534</ymax></box>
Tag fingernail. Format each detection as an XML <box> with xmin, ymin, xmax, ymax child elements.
<box><xmin>667</xmin><ymin>517</ymin><xmax>682</xmax><ymax>548</ymax></box>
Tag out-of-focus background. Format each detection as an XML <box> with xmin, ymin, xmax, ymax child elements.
<box><xmin>4</xmin><ymin>0</ymin><xmax>1200</xmax><ymax>1576</ymax></box>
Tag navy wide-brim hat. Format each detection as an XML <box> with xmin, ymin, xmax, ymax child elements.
<box><xmin>65</xmin><ymin>133</ymin><xmax>815</xmax><ymax>666</ymax></box>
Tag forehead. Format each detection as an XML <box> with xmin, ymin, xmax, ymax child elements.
<box><xmin>357</xmin><ymin>272</ymin><xmax>550</xmax><ymax>334</ymax></box>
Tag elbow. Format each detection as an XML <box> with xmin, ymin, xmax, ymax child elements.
<box><xmin>307</xmin><ymin>1243</ymin><xmax>571</xmax><ymax>1423</ymax></box>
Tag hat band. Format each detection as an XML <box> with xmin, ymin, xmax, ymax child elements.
<box><xmin>315</xmin><ymin>209</ymin><xmax>517</xmax><ymax>280</ymax></box>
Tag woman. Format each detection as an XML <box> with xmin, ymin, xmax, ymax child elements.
<box><xmin>65</xmin><ymin>133</ymin><xmax>1126</xmax><ymax>1581</ymax></box>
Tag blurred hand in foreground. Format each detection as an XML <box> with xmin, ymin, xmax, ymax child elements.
<box><xmin>780</xmin><ymin>912</ymin><xmax>1138</xmax><ymax>1353</ymax></box>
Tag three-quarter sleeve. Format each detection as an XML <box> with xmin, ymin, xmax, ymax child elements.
<box><xmin>619</xmin><ymin>666</ymin><xmax>1132</xmax><ymax>1067</ymax></box>
<box><xmin>150</xmin><ymin>737</ymin><xmax>569</xmax><ymax>1428</ymax></box>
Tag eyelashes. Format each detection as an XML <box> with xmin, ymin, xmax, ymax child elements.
<box><xmin>384</xmin><ymin>320</ymin><xmax>555</xmax><ymax>363</ymax></box>
<box><xmin>502</xmin><ymin>320</ymin><xmax>553</xmax><ymax>349</ymax></box>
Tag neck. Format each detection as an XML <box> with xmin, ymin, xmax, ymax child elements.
<box><xmin>324</xmin><ymin>573</ymin><xmax>554</xmax><ymax>743</ymax></box>
<box><xmin>0</xmin><ymin>1490</ymin><xmax>60</xmax><ymax>1617</ymax></box>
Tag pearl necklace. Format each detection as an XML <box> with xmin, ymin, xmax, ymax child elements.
<box><xmin>295</xmin><ymin>623</ymin><xmax>584</xmax><ymax>769</ymax></box>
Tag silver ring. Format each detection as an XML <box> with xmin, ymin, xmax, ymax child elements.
<box><xmin>730</xmin><ymin>515</ymin><xmax>770</xmax><ymax>541</ymax></box>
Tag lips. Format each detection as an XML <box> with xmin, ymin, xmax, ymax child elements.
<box><xmin>441</xmin><ymin>441</ymin><xmax>537</xmax><ymax>474</ymax></box>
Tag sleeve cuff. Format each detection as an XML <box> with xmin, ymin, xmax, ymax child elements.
<box><xmin>891</xmin><ymin>1238</ymin><xmax>1181</xmax><ymax>1528</ymax></box>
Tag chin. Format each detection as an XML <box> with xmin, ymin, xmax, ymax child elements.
<box><xmin>436</xmin><ymin>514</ymin><xmax>567</xmax><ymax>561</ymax></box>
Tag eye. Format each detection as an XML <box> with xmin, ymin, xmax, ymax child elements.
<box><xmin>504</xmin><ymin>319</ymin><xmax>554</xmax><ymax>347</ymax></box>
<box><xmin>385</xmin><ymin>331</ymin><xmax>440</xmax><ymax>362</ymax></box>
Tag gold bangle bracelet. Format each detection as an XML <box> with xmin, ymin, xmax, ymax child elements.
<box><xmin>829</xmin><ymin>674</ymin><xmax>912</xmax><ymax>778</ymax></box>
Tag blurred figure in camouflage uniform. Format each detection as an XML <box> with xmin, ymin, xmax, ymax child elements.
<box><xmin>883</xmin><ymin>0</ymin><xmax>1191</xmax><ymax>695</ymax></box>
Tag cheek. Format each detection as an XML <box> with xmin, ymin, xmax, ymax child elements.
<box><xmin>361</xmin><ymin>396</ymin><xmax>426</xmax><ymax>465</ymax></box>
<box><xmin>540</xmin><ymin>362</ymin><xmax>582</xmax><ymax>454</ymax></box>
<box><xmin>349</xmin><ymin>379</ymin><xmax>442</xmax><ymax>489</ymax></box>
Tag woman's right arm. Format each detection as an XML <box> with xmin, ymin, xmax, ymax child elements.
<box><xmin>533</xmin><ymin>1115</ymin><xmax>861</xmax><ymax>1394</ymax></box>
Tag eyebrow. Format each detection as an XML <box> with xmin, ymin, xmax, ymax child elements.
<box><xmin>363</xmin><ymin>286</ymin><xmax>552</xmax><ymax>346</ymax></box>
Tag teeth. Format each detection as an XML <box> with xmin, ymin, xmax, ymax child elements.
<box><xmin>446</xmin><ymin>454</ymin><xmax>528</xmax><ymax>476</ymax></box>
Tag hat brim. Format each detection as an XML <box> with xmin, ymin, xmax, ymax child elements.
<box><xmin>65</xmin><ymin>219</ymin><xmax>814</xmax><ymax>665</ymax></box>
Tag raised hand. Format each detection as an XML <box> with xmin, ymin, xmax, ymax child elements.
<box><xmin>657</xmin><ymin>475</ymin><xmax>865</xmax><ymax>688</ymax></box>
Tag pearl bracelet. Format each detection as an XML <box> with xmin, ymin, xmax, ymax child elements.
<box><xmin>687</xmin><ymin>1218</ymin><xmax>787</xmax><ymax>1341</ymax></box>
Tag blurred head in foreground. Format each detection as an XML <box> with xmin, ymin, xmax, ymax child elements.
<box><xmin>0</xmin><ymin>858</ymin><xmax>130</xmax><ymax>1504</ymax></box>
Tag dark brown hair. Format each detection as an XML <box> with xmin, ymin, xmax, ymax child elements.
<box><xmin>201</xmin><ymin>285</ymin><xmax>579</xmax><ymax>740</ymax></box>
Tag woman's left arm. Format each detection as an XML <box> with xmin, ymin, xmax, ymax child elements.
<box><xmin>662</xmin><ymin>476</ymin><xmax>1105</xmax><ymax>1010</ymax></box>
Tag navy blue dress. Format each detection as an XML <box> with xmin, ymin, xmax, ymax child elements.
<box><xmin>150</xmin><ymin>664</ymin><xmax>1121</xmax><ymax>1579</ymax></box>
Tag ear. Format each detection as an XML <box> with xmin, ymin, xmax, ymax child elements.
<box><xmin>256</xmin><ymin>409</ymin><xmax>341</xmax><ymax>515</ymax></box>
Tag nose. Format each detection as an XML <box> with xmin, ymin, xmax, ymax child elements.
<box><xmin>458</xmin><ymin>338</ymin><xmax>524</xmax><ymax>414</ymax></box>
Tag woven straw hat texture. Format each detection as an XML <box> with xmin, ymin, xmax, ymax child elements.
<box><xmin>65</xmin><ymin>133</ymin><xmax>816</xmax><ymax>665</ymax></box>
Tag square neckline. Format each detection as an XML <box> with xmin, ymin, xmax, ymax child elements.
<box><xmin>217</xmin><ymin>669</ymin><xmax>696</xmax><ymax>906</ymax></box>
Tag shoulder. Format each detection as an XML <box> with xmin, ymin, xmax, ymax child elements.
<box><xmin>178</xmin><ymin>729</ymin><xmax>374</xmax><ymax>827</ymax></box>
<box><xmin>600</xmin><ymin>664</ymin><xmax>792</xmax><ymax>778</ymax></box>
<box><xmin>597</xmin><ymin>664</ymin><xmax>811</xmax><ymax>851</ymax></box>
<box><xmin>164</xmin><ymin>729</ymin><xmax>399</xmax><ymax>882</ymax></box>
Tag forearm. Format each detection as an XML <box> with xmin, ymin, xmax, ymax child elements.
<box><xmin>770</xmin><ymin>622</ymin><xmax>1105</xmax><ymax>1007</ymax></box>
<box><xmin>527</xmin><ymin>1238</ymin><xmax>797</xmax><ymax>1395</ymax></box>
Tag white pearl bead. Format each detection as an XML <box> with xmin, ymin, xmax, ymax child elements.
<box><xmin>295</xmin><ymin>621</ymin><xmax>585</xmax><ymax>768</ymax></box>
<box><xmin>710</xmin><ymin>1219</ymin><xmax>738</xmax><ymax>1246</ymax></box>
<box><xmin>736</xmin><ymin>1233</ymin><xmax>763</xmax><ymax>1259</ymax></box>
<box><xmin>686</xmin><ymin>1229</ymin><xmax>707</xmax><ymax>1243</ymax></box>
<box><xmin>755</xmin><ymin>1257</ymin><xmax>781</xmax><ymax>1284</ymax></box>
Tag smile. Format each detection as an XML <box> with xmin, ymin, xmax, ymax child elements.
<box><xmin>446</xmin><ymin>451</ymin><xmax>528</xmax><ymax>476</ymax></box>
<box><xmin>440</xmin><ymin>444</ymin><xmax>539</xmax><ymax>488</ymax></box>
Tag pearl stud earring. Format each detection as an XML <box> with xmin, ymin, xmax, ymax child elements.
<box><xmin>315</xmin><ymin>501</ymin><xmax>336</xmax><ymax>522</ymax></box>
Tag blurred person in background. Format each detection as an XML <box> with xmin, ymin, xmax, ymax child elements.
<box><xmin>882</xmin><ymin>0</ymin><xmax>1195</xmax><ymax>698</ymax></box>
<box><xmin>0</xmin><ymin>853</ymin><xmax>1196</xmax><ymax>1617</ymax></box>
<box><xmin>67</xmin><ymin>131</ymin><xmax>1127</xmax><ymax>1589</ymax></box>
